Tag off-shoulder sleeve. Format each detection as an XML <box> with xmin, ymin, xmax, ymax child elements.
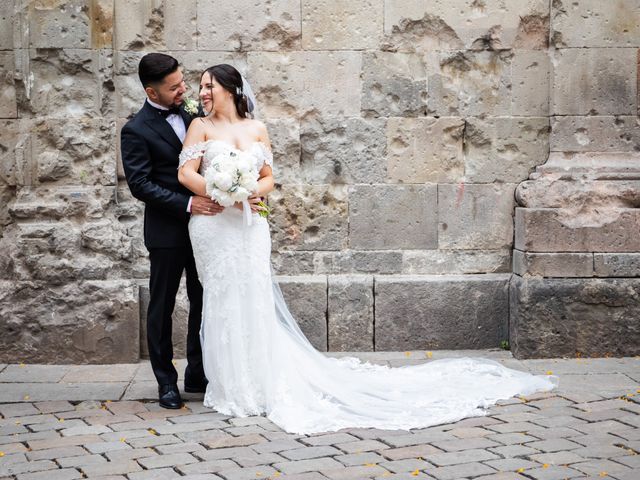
<box><xmin>255</xmin><ymin>141</ymin><xmax>273</xmax><ymax>168</ymax></box>
<box><xmin>178</xmin><ymin>141</ymin><xmax>208</xmax><ymax>169</ymax></box>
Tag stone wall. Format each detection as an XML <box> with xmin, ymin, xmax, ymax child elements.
<box><xmin>0</xmin><ymin>0</ymin><xmax>638</xmax><ymax>362</ymax></box>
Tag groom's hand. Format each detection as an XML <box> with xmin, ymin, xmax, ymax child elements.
<box><xmin>191</xmin><ymin>196</ymin><xmax>223</xmax><ymax>216</ymax></box>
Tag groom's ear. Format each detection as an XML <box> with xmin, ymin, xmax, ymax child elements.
<box><xmin>145</xmin><ymin>85</ymin><xmax>160</xmax><ymax>102</ymax></box>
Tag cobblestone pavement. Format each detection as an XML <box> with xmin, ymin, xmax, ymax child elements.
<box><xmin>0</xmin><ymin>351</ymin><xmax>638</xmax><ymax>480</ymax></box>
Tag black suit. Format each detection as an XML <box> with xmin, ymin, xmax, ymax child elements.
<box><xmin>121</xmin><ymin>101</ymin><xmax>206</xmax><ymax>388</ymax></box>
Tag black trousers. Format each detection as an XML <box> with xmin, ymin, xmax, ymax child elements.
<box><xmin>147</xmin><ymin>247</ymin><xmax>206</xmax><ymax>387</ymax></box>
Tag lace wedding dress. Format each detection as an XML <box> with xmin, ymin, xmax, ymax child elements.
<box><xmin>179</xmin><ymin>140</ymin><xmax>556</xmax><ymax>434</ymax></box>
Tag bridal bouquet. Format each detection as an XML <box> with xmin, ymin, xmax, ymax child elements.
<box><xmin>203</xmin><ymin>149</ymin><xmax>270</xmax><ymax>219</ymax></box>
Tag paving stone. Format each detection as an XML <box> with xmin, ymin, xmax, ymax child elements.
<box><xmin>85</xmin><ymin>414</ymin><xmax>141</xmax><ymax>426</ymax></box>
<box><xmin>485</xmin><ymin>433</ymin><xmax>539</xmax><ymax>445</ymax></box>
<box><xmin>483</xmin><ymin>459</ymin><xmax>538</xmax><ymax>472</ymax></box>
<box><xmin>0</xmin><ymin>403</ymin><xmax>39</xmax><ymax>418</ymax></box>
<box><xmin>521</xmin><ymin>426</ymin><xmax>581</xmax><ymax>440</ymax></box>
<box><xmin>568</xmin><ymin>433</ymin><xmax>624</xmax><ymax>447</ymax></box>
<box><xmin>16</xmin><ymin>469</ymin><xmax>83</xmax><ymax>480</ymax></box>
<box><xmin>431</xmin><ymin>437</ymin><xmax>499</xmax><ymax>452</ymax></box>
<box><xmin>486</xmin><ymin>422</ymin><xmax>546</xmax><ymax>434</ymax></box>
<box><xmin>105</xmin><ymin>448</ymin><xmax>157</xmax><ymax>462</ymax></box>
<box><xmin>204</xmin><ymin>434</ymin><xmax>266</xmax><ymax>448</ymax></box>
<box><xmin>489</xmin><ymin>444</ymin><xmax>540</xmax><ymax>457</ymax></box>
<box><xmin>127</xmin><ymin>469</ymin><xmax>181</xmax><ymax>480</ymax></box>
<box><xmin>281</xmin><ymin>446</ymin><xmax>342</xmax><ymax>461</ymax></box>
<box><xmin>276</xmin><ymin>474</ymin><xmax>331</xmax><ymax>480</ymax></box>
<box><xmin>177</xmin><ymin>460</ymin><xmax>239</xmax><ymax>475</ymax></box>
<box><xmin>0</xmin><ymin>431</ymin><xmax>55</xmax><ymax>445</ymax></box>
<box><xmin>0</xmin><ymin>443</ymin><xmax>29</xmax><ymax>454</ymax></box>
<box><xmin>379</xmin><ymin>444</ymin><xmax>442</xmax><ymax>461</ymax></box>
<box><xmin>80</xmin><ymin>460</ymin><xmax>142</xmax><ymax>477</ymax></box>
<box><xmin>61</xmin><ymin>425</ymin><xmax>112</xmax><ymax>436</ymax></box>
<box><xmin>571</xmin><ymin>444</ymin><xmax>630</xmax><ymax>458</ymax></box>
<box><xmin>275</xmin><ymin>457</ymin><xmax>345</xmax><ymax>475</ymax></box>
<box><xmin>572</xmin><ymin>420</ymin><xmax>633</xmax><ymax>435</ymax></box>
<box><xmin>127</xmin><ymin>434</ymin><xmax>184</xmax><ymax>448</ymax></box>
<box><xmin>155</xmin><ymin>442</ymin><xmax>206</xmax><ymax>454</ymax></box>
<box><xmin>529</xmin><ymin>451</ymin><xmax>587</xmax><ymax>465</ymax></box>
<box><xmin>424</xmin><ymin>448</ymin><xmax>498</xmax><ymax>467</ymax></box>
<box><xmin>0</xmin><ymin>460</ymin><xmax>57</xmax><ymax>477</ymax></box>
<box><xmin>34</xmin><ymin>401</ymin><xmax>75</xmax><ymax>414</ymax></box>
<box><xmin>0</xmin><ymin>383</ymin><xmax>128</xmax><ymax>403</ymax></box>
<box><xmin>303</xmin><ymin>433</ymin><xmax>360</xmax><ymax>446</ymax></box>
<box><xmin>448</xmin><ymin>427</ymin><xmax>493</xmax><ymax>439</ymax></box>
<box><xmin>429</xmin><ymin>462</ymin><xmax>496</xmax><ymax>480</ymax></box>
<box><xmin>335</xmin><ymin>439</ymin><xmax>388</xmax><ymax>454</ymax></box>
<box><xmin>251</xmin><ymin>439</ymin><xmax>306</xmax><ymax>454</ymax></box>
<box><xmin>61</xmin><ymin>365</ymin><xmax>139</xmax><ymax>383</ymax></box>
<box><xmin>104</xmin><ymin>401</ymin><xmax>148</xmax><ymax>416</ymax></box>
<box><xmin>0</xmin><ymin>365</ymin><xmax>69</xmax><ymax>383</ymax></box>
<box><xmin>381</xmin><ymin>431</ymin><xmax>456</xmax><ymax>448</ymax></box>
<box><xmin>25</xmin><ymin>446</ymin><xmax>86</xmax><ymax>461</ymax></box>
<box><xmin>334</xmin><ymin>452</ymin><xmax>386</xmax><ymax>466</ymax></box>
<box><xmin>521</xmin><ymin>465</ymin><xmax>583</xmax><ymax>480</ymax></box>
<box><xmin>379</xmin><ymin>458</ymin><xmax>432</xmax><ymax>473</ymax></box>
<box><xmin>27</xmin><ymin>434</ymin><xmax>104</xmax><ymax>451</ymax></box>
<box><xmin>57</xmin><ymin>455</ymin><xmax>107</xmax><ymax>468</ymax></box>
<box><xmin>152</xmin><ymin>420</ymin><xmax>228</xmax><ymax>434</ymax></box>
<box><xmin>320</xmin><ymin>464</ymin><xmax>389</xmax><ymax>480</ymax></box>
<box><xmin>85</xmin><ymin>441</ymin><xmax>131</xmax><ymax>454</ymax></box>
<box><xmin>138</xmin><ymin>452</ymin><xmax>198</xmax><ymax>469</ymax></box>
<box><xmin>30</xmin><ymin>419</ymin><xmax>86</xmax><ymax>433</ymax></box>
<box><xmin>214</xmin><ymin>465</ymin><xmax>277</xmax><ymax>480</ymax></box>
<box><xmin>100</xmin><ymin>429</ymin><xmax>153</xmax><ymax>442</ymax></box>
<box><xmin>524</xmin><ymin>438</ymin><xmax>583</xmax><ymax>453</ymax></box>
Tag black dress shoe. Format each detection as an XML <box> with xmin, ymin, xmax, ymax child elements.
<box><xmin>158</xmin><ymin>384</ymin><xmax>182</xmax><ymax>409</ymax></box>
<box><xmin>184</xmin><ymin>379</ymin><xmax>208</xmax><ymax>394</ymax></box>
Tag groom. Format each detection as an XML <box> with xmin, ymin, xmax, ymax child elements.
<box><xmin>120</xmin><ymin>53</ymin><xmax>221</xmax><ymax>409</ymax></box>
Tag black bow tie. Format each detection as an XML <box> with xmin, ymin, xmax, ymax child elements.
<box><xmin>153</xmin><ymin>105</ymin><xmax>181</xmax><ymax>118</ymax></box>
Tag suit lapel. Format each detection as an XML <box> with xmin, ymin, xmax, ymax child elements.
<box><xmin>142</xmin><ymin>102</ymin><xmax>183</xmax><ymax>152</ymax></box>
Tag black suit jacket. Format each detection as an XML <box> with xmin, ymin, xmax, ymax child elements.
<box><xmin>121</xmin><ymin>101</ymin><xmax>196</xmax><ymax>249</ymax></box>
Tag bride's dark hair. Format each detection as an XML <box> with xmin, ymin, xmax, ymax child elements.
<box><xmin>202</xmin><ymin>64</ymin><xmax>254</xmax><ymax>119</ymax></box>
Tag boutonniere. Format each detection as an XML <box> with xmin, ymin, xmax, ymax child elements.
<box><xmin>182</xmin><ymin>97</ymin><xmax>199</xmax><ymax>116</ymax></box>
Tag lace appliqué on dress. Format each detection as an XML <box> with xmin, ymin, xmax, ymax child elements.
<box><xmin>178</xmin><ymin>141</ymin><xmax>210</xmax><ymax>169</ymax></box>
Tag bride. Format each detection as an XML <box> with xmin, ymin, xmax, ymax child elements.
<box><xmin>177</xmin><ymin>64</ymin><xmax>555</xmax><ymax>435</ymax></box>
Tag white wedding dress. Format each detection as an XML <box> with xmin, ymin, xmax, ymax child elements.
<box><xmin>179</xmin><ymin>140</ymin><xmax>556</xmax><ymax>435</ymax></box>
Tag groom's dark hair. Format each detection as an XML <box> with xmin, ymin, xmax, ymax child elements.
<box><xmin>138</xmin><ymin>53</ymin><xmax>179</xmax><ymax>87</ymax></box>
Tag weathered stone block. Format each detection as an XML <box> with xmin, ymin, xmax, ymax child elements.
<box><xmin>32</xmin><ymin>118</ymin><xmax>116</xmax><ymax>186</ymax></box>
<box><xmin>552</xmin><ymin>48</ymin><xmax>637</xmax><ymax>115</ymax></box>
<box><xmin>402</xmin><ymin>250</ymin><xmax>511</xmax><ymax>275</ymax></box>
<box><xmin>510</xmin><ymin>276</ymin><xmax>640</xmax><ymax>358</ymax></box>
<box><xmin>302</xmin><ymin>0</ymin><xmax>382</xmax><ymax>50</ymax></box>
<box><xmin>0</xmin><ymin>1</ymin><xmax>13</xmax><ymax>50</ymax></box>
<box><xmin>384</xmin><ymin>0</ymin><xmax>549</xmax><ymax>51</ymax></box>
<box><xmin>594</xmin><ymin>253</ymin><xmax>640</xmax><ymax>278</ymax></box>
<box><xmin>386</xmin><ymin>117</ymin><xmax>464</xmax><ymax>183</ymax></box>
<box><xmin>198</xmin><ymin>0</ymin><xmax>301</xmax><ymax>51</ymax></box>
<box><xmin>275</xmin><ymin>275</ymin><xmax>327</xmax><ymax>352</ymax></box>
<box><xmin>269</xmin><ymin>184</ymin><xmax>348</xmax><ymax>251</ymax></box>
<box><xmin>551</xmin><ymin>0</ymin><xmax>640</xmax><ymax>48</ymax></box>
<box><xmin>551</xmin><ymin>116</ymin><xmax>640</xmax><ymax>152</ymax></box>
<box><xmin>426</xmin><ymin>50</ymin><xmax>512</xmax><ymax>116</ymax></box>
<box><xmin>248</xmin><ymin>51</ymin><xmax>361</xmax><ymax>118</ymax></box>
<box><xmin>263</xmin><ymin>118</ymin><xmax>300</xmax><ymax>185</ymax></box>
<box><xmin>0</xmin><ymin>52</ymin><xmax>17</xmax><ymax>118</ymax></box>
<box><xmin>175</xmin><ymin>51</ymin><xmax>248</xmax><ymax>90</ymax></box>
<box><xmin>113</xmin><ymin>0</ymin><xmax>164</xmax><ymax>50</ymax></box>
<box><xmin>511</xmin><ymin>50</ymin><xmax>550</xmax><ymax>116</ymax></box>
<box><xmin>28</xmin><ymin>49</ymin><xmax>102</xmax><ymax>117</ymax></box>
<box><xmin>29</xmin><ymin>0</ymin><xmax>91</xmax><ymax>49</ymax></box>
<box><xmin>0</xmin><ymin>280</ymin><xmax>140</xmax><ymax>364</ymax></box>
<box><xmin>361</xmin><ymin>52</ymin><xmax>426</xmax><ymax>117</ymax></box>
<box><xmin>515</xmin><ymin>208</ymin><xmax>640</xmax><ymax>253</ymax></box>
<box><xmin>316</xmin><ymin>250</ymin><xmax>403</xmax><ymax>275</ymax></box>
<box><xmin>375</xmin><ymin>275</ymin><xmax>510</xmax><ymax>350</ymax></box>
<box><xmin>349</xmin><ymin>184</ymin><xmax>437</xmax><ymax>250</ymax></box>
<box><xmin>464</xmin><ymin>117</ymin><xmax>549</xmax><ymax>183</ymax></box>
<box><xmin>271</xmin><ymin>251</ymin><xmax>316</xmax><ymax>275</ymax></box>
<box><xmin>328</xmin><ymin>275</ymin><xmax>373</xmax><ymax>351</ymax></box>
<box><xmin>0</xmin><ymin>119</ymin><xmax>32</xmax><ymax>187</ymax></box>
<box><xmin>300</xmin><ymin>116</ymin><xmax>386</xmax><ymax>184</ymax></box>
<box><xmin>438</xmin><ymin>184</ymin><xmax>516</xmax><ymax>250</ymax></box>
<box><xmin>513</xmin><ymin>251</ymin><xmax>594</xmax><ymax>278</ymax></box>
<box><xmin>164</xmin><ymin>0</ymin><xmax>196</xmax><ymax>50</ymax></box>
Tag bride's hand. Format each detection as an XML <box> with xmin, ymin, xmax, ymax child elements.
<box><xmin>247</xmin><ymin>195</ymin><xmax>265</xmax><ymax>213</ymax></box>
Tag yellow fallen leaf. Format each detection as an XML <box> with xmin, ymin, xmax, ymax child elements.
<box><xmin>148</xmin><ymin>428</ymin><xmax>157</xmax><ymax>435</ymax></box>
<box><xmin>517</xmin><ymin>468</ymin><xmax>525</xmax><ymax>473</ymax></box>
<box><xmin>543</xmin><ymin>464</ymin><xmax>549</xmax><ymax>469</ymax></box>
<box><xmin>365</xmin><ymin>463</ymin><xmax>377</xmax><ymax>467</ymax></box>
<box><xmin>600</xmin><ymin>472</ymin><xmax>608</xmax><ymax>477</ymax></box>
<box><xmin>255</xmin><ymin>473</ymin><xmax>262</xmax><ymax>477</ymax></box>
<box><xmin>14</xmin><ymin>421</ymin><xmax>20</xmax><ymax>425</ymax></box>
<box><xmin>425</xmin><ymin>351</ymin><xmax>433</xmax><ymax>359</ymax></box>
<box><xmin>272</xmin><ymin>473</ymin><xmax>281</xmax><ymax>478</ymax></box>
<box><xmin>546</xmin><ymin>371</ymin><xmax>553</xmax><ymax>375</ymax></box>
<box><xmin>405</xmin><ymin>351</ymin><xmax>411</xmax><ymax>357</ymax></box>
<box><xmin>0</xmin><ymin>452</ymin><xmax>4</xmax><ymax>457</ymax></box>
<box><xmin>58</xmin><ymin>418</ymin><xmax>64</xmax><ymax>422</ymax></box>
<box><xmin>411</xmin><ymin>469</ymin><xmax>420</xmax><ymax>476</ymax></box>
<box><xmin>120</xmin><ymin>437</ymin><xmax>126</xmax><ymax>442</ymax></box>
<box><xmin>23</xmin><ymin>395</ymin><xmax>29</xmax><ymax>400</ymax></box>
<box><xmin>19</xmin><ymin>363</ymin><xmax>25</xmax><ymax>368</ymax></box>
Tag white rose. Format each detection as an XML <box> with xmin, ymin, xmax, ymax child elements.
<box><xmin>213</xmin><ymin>190</ymin><xmax>234</xmax><ymax>207</ymax></box>
<box><xmin>212</xmin><ymin>171</ymin><xmax>233</xmax><ymax>191</ymax></box>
